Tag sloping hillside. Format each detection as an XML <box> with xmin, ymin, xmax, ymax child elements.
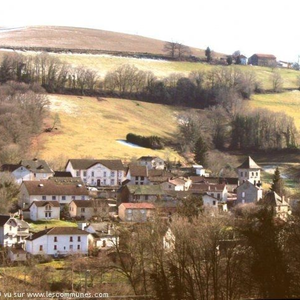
<box><xmin>33</xmin><ymin>95</ymin><xmax>189</xmax><ymax>162</ymax></box>
<box><xmin>0</xmin><ymin>26</ymin><xmax>223</xmax><ymax>58</ymax></box>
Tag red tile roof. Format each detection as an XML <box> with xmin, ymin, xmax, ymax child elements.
<box><xmin>121</xmin><ymin>203</ymin><xmax>155</xmax><ymax>209</ymax></box>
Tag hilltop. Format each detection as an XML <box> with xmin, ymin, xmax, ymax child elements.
<box><xmin>0</xmin><ymin>26</ymin><xmax>224</xmax><ymax>58</ymax></box>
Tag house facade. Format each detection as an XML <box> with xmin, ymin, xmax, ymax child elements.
<box><xmin>203</xmin><ymin>194</ymin><xmax>228</xmax><ymax>212</ymax></box>
<box><xmin>69</xmin><ymin>200</ymin><xmax>107</xmax><ymax>220</ymax></box>
<box><xmin>19</xmin><ymin>178</ymin><xmax>89</xmax><ymax>208</ymax></box>
<box><xmin>0</xmin><ymin>216</ymin><xmax>30</xmax><ymax>247</ymax></box>
<box><xmin>125</xmin><ymin>164</ymin><xmax>150</xmax><ymax>185</ymax></box>
<box><xmin>118</xmin><ymin>203</ymin><xmax>155</xmax><ymax>222</ymax></box>
<box><xmin>25</xmin><ymin>227</ymin><xmax>90</xmax><ymax>256</ymax></box>
<box><xmin>248</xmin><ymin>54</ymin><xmax>276</xmax><ymax>67</ymax></box>
<box><xmin>137</xmin><ymin>156</ymin><xmax>165</xmax><ymax>170</ymax></box>
<box><xmin>29</xmin><ymin>201</ymin><xmax>60</xmax><ymax>221</ymax></box>
<box><xmin>236</xmin><ymin>181</ymin><xmax>263</xmax><ymax>204</ymax></box>
<box><xmin>66</xmin><ymin>159</ymin><xmax>125</xmax><ymax>187</ymax></box>
<box><xmin>160</xmin><ymin>177</ymin><xmax>191</xmax><ymax>191</ymax></box>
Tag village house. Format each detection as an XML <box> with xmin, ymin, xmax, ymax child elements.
<box><xmin>0</xmin><ymin>158</ymin><xmax>54</xmax><ymax>184</ymax></box>
<box><xmin>8</xmin><ymin>248</ymin><xmax>28</xmax><ymax>262</ymax></box>
<box><xmin>259</xmin><ymin>191</ymin><xmax>291</xmax><ymax>221</ymax></box>
<box><xmin>118</xmin><ymin>203</ymin><xmax>155</xmax><ymax>222</ymax></box>
<box><xmin>202</xmin><ymin>193</ymin><xmax>228</xmax><ymax>213</ymax></box>
<box><xmin>125</xmin><ymin>164</ymin><xmax>150</xmax><ymax>185</ymax></box>
<box><xmin>28</xmin><ymin>201</ymin><xmax>60</xmax><ymax>221</ymax></box>
<box><xmin>248</xmin><ymin>53</ymin><xmax>276</xmax><ymax>67</ymax></box>
<box><xmin>160</xmin><ymin>177</ymin><xmax>191</xmax><ymax>191</ymax></box>
<box><xmin>65</xmin><ymin>159</ymin><xmax>125</xmax><ymax>186</ymax></box>
<box><xmin>236</xmin><ymin>180</ymin><xmax>263</xmax><ymax>204</ymax></box>
<box><xmin>69</xmin><ymin>199</ymin><xmax>112</xmax><ymax>221</ymax></box>
<box><xmin>137</xmin><ymin>156</ymin><xmax>165</xmax><ymax>170</ymax></box>
<box><xmin>80</xmin><ymin>222</ymin><xmax>118</xmax><ymax>249</ymax></box>
<box><xmin>237</xmin><ymin>156</ymin><xmax>261</xmax><ymax>186</ymax></box>
<box><xmin>118</xmin><ymin>185</ymin><xmax>167</xmax><ymax>203</ymax></box>
<box><xmin>0</xmin><ymin>215</ymin><xmax>30</xmax><ymax>247</ymax></box>
<box><xmin>148</xmin><ymin>169</ymin><xmax>174</xmax><ymax>185</ymax></box>
<box><xmin>19</xmin><ymin>177</ymin><xmax>89</xmax><ymax>209</ymax></box>
<box><xmin>190</xmin><ymin>183</ymin><xmax>228</xmax><ymax>201</ymax></box>
<box><xmin>190</xmin><ymin>176</ymin><xmax>238</xmax><ymax>192</ymax></box>
<box><xmin>25</xmin><ymin>227</ymin><xmax>90</xmax><ymax>256</ymax></box>
<box><xmin>192</xmin><ymin>164</ymin><xmax>208</xmax><ymax>176</ymax></box>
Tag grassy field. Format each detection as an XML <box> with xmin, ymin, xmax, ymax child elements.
<box><xmin>50</xmin><ymin>52</ymin><xmax>300</xmax><ymax>90</ymax></box>
<box><xmin>251</xmin><ymin>90</ymin><xmax>300</xmax><ymax>128</ymax></box>
<box><xmin>27</xmin><ymin>219</ymin><xmax>77</xmax><ymax>232</ymax></box>
<box><xmin>32</xmin><ymin>94</ymin><xmax>186</xmax><ymax>162</ymax></box>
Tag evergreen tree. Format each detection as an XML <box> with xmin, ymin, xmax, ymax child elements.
<box><xmin>194</xmin><ymin>136</ymin><xmax>208</xmax><ymax>166</ymax></box>
<box><xmin>226</xmin><ymin>56</ymin><xmax>233</xmax><ymax>65</ymax></box>
<box><xmin>271</xmin><ymin>167</ymin><xmax>284</xmax><ymax>196</ymax></box>
<box><xmin>205</xmin><ymin>47</ymin><xmax>212</xmax><ymax>62</ymax></box>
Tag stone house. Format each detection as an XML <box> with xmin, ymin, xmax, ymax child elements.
<box><xmin>236</xmin><ymin>181</ymin><xmax>263</xmax><ymax>204</ymax></box>
<box><xmin>248</xmin><ymin>54</ymin><xmax>276</xmax><ymax>67</ymax></box>
<box><xmin>8</xmin><ymin>248</ymin><xmax>28</xmax><ymax>262</ymax></box>
<box><xmin>118</xmin><ymin>203</ymin><xmax>155</xmax><ymax>222</ymax></box>
<box><xmin>65</xmin><ymin>159</ymin><xmax>125</xmax><ymax>187</ymax></box>
<box><xmin>125</xmin><ymin>164</ymin><xmax>150</xmax><ymax>185</ymax></box>
<box><xmin>137</xmin><ymin>156</ymin><xmax>165</xmax><ymax>170</ymax></box>
<box><xmin>259</xmin><ymin>191</ymin><xmax>291</xmax><ymax>221</ymax></box>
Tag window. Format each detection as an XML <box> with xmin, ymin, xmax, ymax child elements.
<box><xmin>72</xmin><ymin>196</ymin><xmax>75</xmax><ymax>200</ymax></box>
<box><xmin>54</xmin><ymin>245</ymin><xmax>57</xmax><ymax>250</ymax></box>
<box><xmin>42</xmin><ymin>196</ymin><xmax>47</xmax><ymax>200</ymax></box>
<box><xmin>103</xmin><ymin>179</ymin><xmax>106</xmax><ymax>185</ymax></box>
<box><xmin>111</xmin><ymin>179</ymin><xmax>115</xmax><ymax>185</ymax></box>
<box><xmin>76</xmin><ymin>171</ymin><xmax>80</xmax><ymax>176</ymax></box>
<box><xmin>141</xmin><ymin>176</ymin><xmax>144</xmax><ymax>180</ymax></box>
<box><xmin>104</xmin><ymin>171</ymin><xmax>107</xmax><ymax>177</ymax></box>
<box><xmin>9</xmin><ymin>226</ymin><xmax>12</xmax><ymax>231</ymax></box>
<box><xmin>83</xmin><ymin>171</ymin><xmax>87</xmax><ymax>177</ymax></box>
<box><xmin>70</xmin><ymin>245</ymin><xmax>73</xmax><ymax>250</ymax></box>
<box><xmin>145</xmin><ymin>195</ymin><xmax>149</xmax><ymax>200</ymax></box>
<box><xmin>52</xmin><ymin>196</ymin><xmax>56</xmax><ymax>200</ymax></box>
<box><xmin>213</xmin><ymin>201</ymin><xmax>216</xmax><ymax>205</ymax></box>
<box><xmin>62</xmin><ymin>196</ymin><xmax>66</xmax><ymax>201</ymax></box>
<box><xmin>256</xmin><ymin>172</ymin><xmax>259</xmax><ymax>176</ymax></box>
<box><xmin>252</xmin><ymin>172</ymin><xmax>254</xmax><ymax>176</ymax></box>
<box><xmin>242</xmin><ymin>192</ymin><xmax>245</xmax><ymax>198</ymax></box>
<box><xmin>127</xmin><ymin>209</ymin><xmax>132</xmax><ymax>214</ymax></box>
<box><xmin>91</xmin><ymin>171</ymin><xmax>94</xmax><ymax>177</ymax></box>
<box><xmin>81</xmin><ymin>208</ymin><xmax>85</xmax><ymax>212</ymax></box>
<box><xmin>111</xmin><ymin>171</ymin><xmax>115</xmax><ymax>177</ymax></box>
<box><xmin>54</xmin><ymin>236</ymin><xmax>57</xmax><ymax>242</ymax></box>
<box><xmin>78</xmin><ymin>236</ymin><xmax>81</xmax><ymax>242</ymax></box>
<box><xmin>217</xmin><ymin>193</ymin><xmax>220</xmax><ymax>199</ymax></box>
<box><xmin>141</xmin><ymin>209</ymin><xmax>145</xmax><ymax>214</ymax></box>
<box><xmin>39</xmin><ymin>245</ymin><xmax>43</xmax><ymax>251</ymax></box>
<box><xmin>70</xmin><ymin>236</ymin><xmax>73</xmax><ymax>242</ymax></box>
<box><xmin>81</xmin><ymin>196</ymin><xmax>85</xmax><ymax>200</ymax></box>
<box><xmin>241</xmin><ymin>172</ymin><xmax>243</xmax><ymax>177</ymax></box>
<box><xmin>77</xmin><ymin>245</ymin><xmax>80</xmax><ymax>250</ymax></box>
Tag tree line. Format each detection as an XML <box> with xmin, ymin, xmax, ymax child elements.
<box><xmin>111</xmin><ymin>204</ymin><xmax>300</xmax><ymax>299</ymax></box>
<box><xmin>126</xmin><ymin>133</ymin><xmax>164</xmax><ymax>149</ymax></box>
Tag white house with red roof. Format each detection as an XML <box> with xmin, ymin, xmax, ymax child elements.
<box><xmin>118</xmin><ymin>203</ymin><xmax>155</xmax><ymax>222</ymax></box>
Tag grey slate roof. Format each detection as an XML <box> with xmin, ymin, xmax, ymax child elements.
<box><xmin>128</xmin><ymin>164</ymin><xmax>148</xmax><ymax>177</ymax></box>
<box><xmin>20</xmin><ymin>159</ymin><xmax>53</xmax><ymax>174</ymax></box>
<box><xmin>26</xmin><ymin>227</ymin><xmax>89</xmax><ymax>241</ymax></box>
<box><xmin>67</xmin><ymin>159</ymin><xmax>124</xmax><ymax>170</ymax></box>
<box><xmin>237</xmin><ymin>156</ymin><xmax>261</xmax><ymax>169</ymax></box>
<box><xmin>261</xmin><ymin>191</ymin><xmax>289</xmax><ymax>207</ymax></box>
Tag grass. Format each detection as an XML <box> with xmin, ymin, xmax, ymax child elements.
<box><xmin>32</xmin><ymin>94</ymin><xmax>186</xmax><ymax>162</ymax></box>
<box><xmin>27</xmin><ymin>219</ymin><xmax>77</xmax><ymax>232</ymax></box>
<box><xmin>251</xmin><ymin>90</ymin><xmax>300</xmax><ymax>128</ymax></box>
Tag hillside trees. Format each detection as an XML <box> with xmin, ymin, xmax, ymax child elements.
<box><xmin>205</xmin><ymin>47</ymin><xmax>212</xmax><ymax>62</ymax></box>
<box><xmin>194</xmin><ymin>135</ymin><xmax>208</xmax><ymax>166</ymax></box>
<box><xmin>163</xmin><ymin>42</ymin><xmax>191</xmax><ymax>60</ymax></box>
<box><xmin>230</xmin><ymin>109</ymin><xmax>297</xmax><ymax>150</ymax></box>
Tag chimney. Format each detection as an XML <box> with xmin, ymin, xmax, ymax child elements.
<box><xmin>29</xmin><ymin>233</ymin><xmax>33</xmax><ymax>240</ymax></box>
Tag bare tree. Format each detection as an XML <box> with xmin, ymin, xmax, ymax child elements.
<box><xmin>271</xmin><ymin>71</ymin><xmax>283</xmax><ymax>92</ymax></box>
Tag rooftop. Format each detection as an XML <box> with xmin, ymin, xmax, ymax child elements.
<box><xmin>237</xmin><ymin>156</ymin><xmax>261</xmax><ymax>169</ymax></box>
<box><xmin>67</xmin><ymin>159</ymin><xmax>124</xmax><ymax>171</ymax></box>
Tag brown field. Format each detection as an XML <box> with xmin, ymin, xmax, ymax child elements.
<box><xmin>0</xmin><ymin>26</ymin><xmax>225</xmax><ymax>58</ymax></box>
